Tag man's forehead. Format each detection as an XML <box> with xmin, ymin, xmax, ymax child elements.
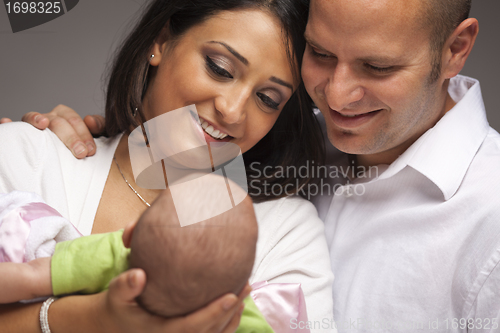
<box><xmin>306</xmin><ymin>0</ymin><xmax>429</xmax><ymax>58</ymax></box>
<box><xmin>309</xmin><ymin>0</ymin><xmax>423</xmax><ymax>14</ymax></box>
<box><xmin>309</xmin><ymin>0</ymin><xmax>425</xmax><ymax>33</ymax></box>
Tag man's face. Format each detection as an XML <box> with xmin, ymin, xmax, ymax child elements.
<box><xmin>302</xmin><ymin>0</ymin><xmax>448</xmax><ymax>164</ymax></box>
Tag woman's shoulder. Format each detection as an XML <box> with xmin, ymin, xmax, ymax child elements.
<box><xmin>0</xmin><ymin>123</ymin><xmax>69</xmax><ymax>211</ymax></box>
<box><xmin>0</xmin><ymin>122</ymin><xmax>120</xmax><ymax>158</ymax></box>
<box><xmin>0</xmin><ymin>122</ymin><xmax>55</xmax><ymax>171</ymax></box>
<box><xmin>0</xmin><ymin>122</ymin><xmax>77</xmax><ymax>161</ymax></box>
<box><xmin>0</xmin><ymin>121</ymin><xmax>49</xmax><ymax>145</ymax></box>
<box><xmin>253</xmin><ymin>195</ymin><xmax>320</xmax><ymax>223</ymax></box>
<box><xmin>94</xmin><ymin>134</ymin><xmax>123</xmax><ymax>153</ymax></box>
<box><xmin>252</xmin><ymin>195</ymin><xmax>324</xmax><ymax>248</ymax></box>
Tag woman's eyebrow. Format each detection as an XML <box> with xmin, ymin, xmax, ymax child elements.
<box><xmin>208</xmin><ymin>41</ymin><xmax>292</xmax><ymax>90</ymax></box>
<box><xmin>208</xmin><ymin>41</ymin><xmax>249</xmax><ymax>65</ymax></box>
<box><xmin>270</xmin><ymin>76</ymin><xmax>292</xmax><ymax>90</ymax></box>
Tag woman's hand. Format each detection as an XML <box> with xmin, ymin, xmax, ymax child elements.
<box><xmin>94</xmin><ymin>269</ymin><xmax>248</xmax><ymax>333</ymax></box>
<box><xmin>2</xmin><ymin>105</ymin><xmax>105</xmax><ymax>159</ymax></box>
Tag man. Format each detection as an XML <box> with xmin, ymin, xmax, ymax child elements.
<box><xmin>302</xmin><ymin>0</ymin><xmax>500</xmax><ymax>332</ymax></box>
<box><xmin>4</xmin><ymin>0</ymin><xmax>499</xmax><ymax>332</ymax></box>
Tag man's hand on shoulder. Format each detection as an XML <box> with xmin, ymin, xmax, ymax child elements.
<box><xmin>2</xmin><ymin>104</ymin><xmax>106</xmax><ymax>159</ymax></box>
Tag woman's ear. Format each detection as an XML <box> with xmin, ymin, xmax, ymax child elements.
<box><xmin>149</xmin><ymin>26</ymin><xmax>171</xmax><ymax>67</ymax></box>
<box><xmin>441</xmin><ymin>18</ymin><xmax>479</xmax><ymax>79</ymax></box>
<box><xmin>122</xmin><ymin>219</ymin><xmax>139</xmax><ymax>248</ymax></box>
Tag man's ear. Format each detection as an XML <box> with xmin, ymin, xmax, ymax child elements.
<box><xmin>122</xmin><ymin>219</ymin><xmax>139</xmax><ymax>248</ymax></box>
<box><xmin>149</xmin><ymin>26</ymin><xmax>171</xmax><ymax>67</ymax></box>
<box><xmin>442</xmin><ymin>18</ymin><xmax>479</xmax><ymax>79</ymax></box>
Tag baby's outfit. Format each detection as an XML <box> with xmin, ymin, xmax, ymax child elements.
<box><xmin>0</xmin><ymin>191</ymin><xmax>276</xmax><ymax>332</ymax></box>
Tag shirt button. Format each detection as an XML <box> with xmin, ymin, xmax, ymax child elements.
<box><xmin>344</xmin><ymin>185</ymin><xmax>353</xmax><ymax>197</ymax></box>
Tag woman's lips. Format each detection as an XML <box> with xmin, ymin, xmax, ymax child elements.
<box><xmin>329</xmin><ymin>108</ymin><xmax>382</xmax><ymax>129</ymax></box>
<box><xmin>202</xmin><ymin>128</ymin><xmax>232</xmax><ymax>143</ymax></box>
<box><xmin>190</xmin><ymin>114</ymin><xmax>232</xmax><ymax>143</ymax></box>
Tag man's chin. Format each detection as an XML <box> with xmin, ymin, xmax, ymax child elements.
<box><xmin>326</xmin><ymin>129</ymin><xmax>374</xmax><ymax>155</ymax></box>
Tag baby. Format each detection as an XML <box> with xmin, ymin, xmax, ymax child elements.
<box><xmin>0</xmin><ymin>178</ymin><xmax>269</xmax><ymax>327</ymax></box>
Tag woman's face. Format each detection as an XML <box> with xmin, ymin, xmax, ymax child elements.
<box><xmin>143</xmin><ymin>9</ymin><xmax>297</xmax><ymax>154</ymax></box>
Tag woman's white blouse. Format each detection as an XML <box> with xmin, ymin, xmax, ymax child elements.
<box><xmin>0</xmin><ymin>122</ymin><xmax>334</xmax><ymax>332</ymax></box>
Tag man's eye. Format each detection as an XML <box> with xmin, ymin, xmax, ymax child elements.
<box><xmin>310</xmin><ymin>47</ymin><xmax>330</xmax><ymax>59</ymax></box>
<box><xmin>366</xmin><ymin>64</ymin><xmax>393</xmax><ymax>73</ymax></box>
<box><xmin>206</xmin><ymin>56</ymin><xmax>233</xmax><ymax>79</ymax></box>
<box><xmin>256</xmin><ymin>92</ymin><xmax>280</xmax><ymax>110</ymax></box>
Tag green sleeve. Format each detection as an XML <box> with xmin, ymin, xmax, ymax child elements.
<box><xmin>51</xmin><ymin>230</ymin><xmax>130</xmax><ymax>295</ymax></box>
<box><xmin>236</xmin><ymin>296</ymin><xmax>275</xmax><ymax>333</ymax></box>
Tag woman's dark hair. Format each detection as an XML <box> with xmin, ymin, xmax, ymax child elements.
<box><xmin>105</xmin><ymin>0</ymin><xmax>324</xmax><ymax>203</ymax></box>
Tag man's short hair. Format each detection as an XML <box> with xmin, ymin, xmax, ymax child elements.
<box><xmin>423</xmin><ymin>0</ymin><xmax>472</xmax><ymax>82</ymax></box>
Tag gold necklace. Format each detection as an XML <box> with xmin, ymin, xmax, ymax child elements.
<box><xmin>113</xmin><ymin>156</ymin><xmax>151</xmax><ymax>207</ymax></box>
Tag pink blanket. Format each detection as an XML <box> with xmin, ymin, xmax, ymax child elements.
<box><xmin>0</xmin><ymin>191</ymin><xmax>81</xmax><ymax>263</ymax></box>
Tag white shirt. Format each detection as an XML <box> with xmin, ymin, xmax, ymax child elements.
<box><xmin>0</xmin><ymin>123</ymin><xmax>334</xmax><ymax>330</ymax></box>
<box><xmin>312</xmin><ymin>75</ymin><xmax>500</xmax><ymax>332</ymax></box>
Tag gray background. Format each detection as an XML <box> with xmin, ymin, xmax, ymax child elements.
<box><xmin>1</xmin><ymin>0</ymin><xmax>499</xmax><ymax>129</ymax></box>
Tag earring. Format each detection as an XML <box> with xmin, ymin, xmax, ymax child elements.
<box><xmin>150</xmin><ymin>54</ymin><xmax>155</xmax><ymax>62</ymax></box>
<box><xmin>133</xmin><ymin>107</ymin><xmax>138</xmax><ymax>117</ymax></box>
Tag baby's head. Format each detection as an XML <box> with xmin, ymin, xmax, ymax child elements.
<box><xmin>128</xmin><ymin>178</ymin><xmax>257</xmax><ymax>317</ymax></box>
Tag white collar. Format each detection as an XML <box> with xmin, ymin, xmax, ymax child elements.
<box><xmin>377</xmin><ymin>75</ymin><xmax>490</xmax><ymax>200</ymax></box>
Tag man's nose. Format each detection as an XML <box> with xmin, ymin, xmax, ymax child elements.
<box><xmin>214</xmin><ymin>86</ymin><xmax>250</xmax><ymax>124</ymax></box>
<box><xmin>323</xmin><ymin>63</ymin><xmax>364</xmax><ymax>111</ymax></box>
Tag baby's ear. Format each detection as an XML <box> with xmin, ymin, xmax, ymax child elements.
<box><xmin>122</xmin><ymin>219</ymin><xmax>139</xmax><ymax>248</ymax></box>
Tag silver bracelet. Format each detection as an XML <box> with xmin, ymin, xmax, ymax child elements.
<box><xmin>39</xmin><ymin>297</ymin><xmax>59</xmax><ymax>333</ymax></box>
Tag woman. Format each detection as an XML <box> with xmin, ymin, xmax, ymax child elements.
<box><xmin>0</xmin><ymin>0</ymin><xmax>333</xmax><ymax>332</ymax></box>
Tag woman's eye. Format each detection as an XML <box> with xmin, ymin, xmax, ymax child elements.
<box><xmin>256</xmin><ymin>92</ymin><xmax>280</xmax><ymax>110</ymax></box>
<box><xmin>206</xmin><ymin>56</ymin><xmax>233</xmax><ymax>79</ymax></box>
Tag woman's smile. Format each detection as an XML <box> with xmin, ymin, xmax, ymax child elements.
<box><xmin>189</xmin><ymin>111</ymin><xmax>233</xmax><ymax>143</ymax></box>
<box><xmin>199</xmin><ymin>116</ymin><xmax>233</xmax><ymax>142</ymax></box>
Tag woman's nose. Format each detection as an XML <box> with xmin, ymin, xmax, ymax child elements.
<box><xmin>214</xmin><ymin>87</ymin><xmax>251</xmax><ymax>124</ymax></box>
